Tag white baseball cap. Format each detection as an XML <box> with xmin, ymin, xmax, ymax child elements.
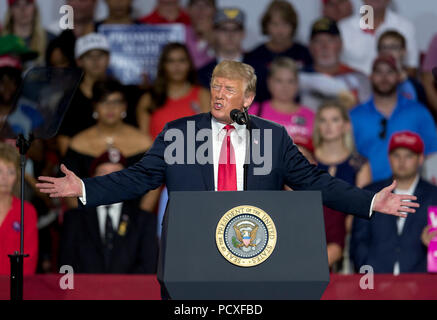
<box><xmin>75</xmin><ymin>33</ymin><xmax>110</xmax><ymax>59</ymax></box>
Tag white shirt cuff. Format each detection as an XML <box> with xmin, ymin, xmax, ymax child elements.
<box><xmin>79</xmin><ymin>180</ymin><xmax>86</xmax><ymax>205</ymax></box>
<box><xmin>369</xmin><ymin>194</ymin><xmax>377</xmax><ymax>218</ymax></box>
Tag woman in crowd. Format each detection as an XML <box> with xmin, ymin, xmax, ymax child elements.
<box><xmin>2</xmin><ymin>0</ymin><xmax>55</xmax><ymax>67</ymax></box>
<box><xmin>185</xmin><ymin>0</ymin><xmax>216</xmax><ymax>69</ymax></box>
<box><xmin>313</xmin><ymin>99</ymin><xmax>372</xmax><ymax>272</ymax></box>
<box><xmin>136</xmin><ymin>42</ymin><xmax>210</xmax><ymax>140</ymax></box>
<box><xmin>249</xmin><ymin>57</ymin><xmax>315</xmax><ymax>149</ymax></box>
<box><xmin>244</xmin><ymin>0</ymin><xmax>312</xmax><ymax>103</ymax></box>
<box><xmin>63</xmin><ymin>79</ymin><xmax>153</xmax><ymax>210</ymax></box>
<box><xmin>0</xmin><ymin>142</ymin><xmax>38</xmax><ymax>275</ymax></box>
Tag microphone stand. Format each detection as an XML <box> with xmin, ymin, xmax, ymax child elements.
<box><xmin>9</xmin><ymin>133</ymin><xmax>33</xmax><ymax>301</ymax></box>
<box><xmin>243</xmin><ymin>109</ymin><xmax>251</xmax><ymax>191</ymax></box>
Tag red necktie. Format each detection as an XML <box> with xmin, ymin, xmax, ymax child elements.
<box><xmin>217</xmin><ymin>124</ymin><xmax>237</xmax><ymax>191</ymax></box>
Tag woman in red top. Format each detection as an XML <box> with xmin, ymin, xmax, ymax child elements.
<box><xmin>0</xmin><ymin>142</ymin><xmax>38</xmax><ymax>275</ymax></box>
<box><xmin>137</xmin><ymin>42</ymin><xmax>210</xmax><ymax>140</ymax></box>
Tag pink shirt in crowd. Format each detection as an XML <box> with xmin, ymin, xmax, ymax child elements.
<box><xmin>249</xmin><ymin>101</ymin><xmax>315</xmax><ymax>146</ymax></box>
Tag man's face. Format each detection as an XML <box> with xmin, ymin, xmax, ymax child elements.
<box><xmin>310</xmin><ymin>33</ymin><xmax>342</xmax><ymax>69</ymax></box>
<box><xmin>210</xmin><ymin>77</ymin><xmax>254</xmax><ymax>124</ymax></box>
<box><xmin>105</xmin><ymin>0</ymin><xmax>132</xmax><ymax>18</ymax></box>
<box><xmin>371</xmin><ymin>63</ymin><xmax>399</xmax><ymax>96</ymax></box>
<box><xmin>378</xmin><ymin>37</ymin><xmax>405</xmax><ymax>67</ymax></box>
<box><xmin>67</xmin><ymin>0</ymin><xmax>97</xmax><ymax>22</ymax></box>
<box><xmin>389</xmin><ymin>148</ymin><xmax>423</xmax><ymax>180</ymax></box>
<box><xmin>323</xmin><ymin>0</ymin><xmax>353</xmax><ymax>22</ymax></box>
<box><xmin>214</xmin><ymin>21</ymin><xmax>245</xmax><ymax>56</ymax></box>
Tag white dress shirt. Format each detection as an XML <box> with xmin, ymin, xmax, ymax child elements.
<box><xmin>96</xmin><ymin>203</ymin><xmax>123</xmax><ymax>240</ymax></box>
<box><xmin>211</xmin><ymin>116</ymin><xmax>246</xmax><ymax>191</ymax></box>
<box><xmin>393</xmin><ymin>174</ymin><xmax>419</xmax><ymax>275</ymax></box>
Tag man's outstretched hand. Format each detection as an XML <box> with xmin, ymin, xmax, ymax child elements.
<box><xmin>372</xmin><ymin>180</ymin><xmax>419</xmax><ymax>218</ymax></box>
<box><xmin>36</xmin><ymin>164</ymin><xmax>83</xmax><ymax>198</ymax></box>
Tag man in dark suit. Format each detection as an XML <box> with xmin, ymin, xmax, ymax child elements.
<box><xmin>351</xmin><ymin>131</ymin><xmax>437</xmax><ymax>274</ymax></box>
<box><xmin>59</xmin><ymin>149</ymin><xmax>158</xmax><ymax>274</ymax></box>
<box><xmin>37</xmin><ymin>61</ymin><xmax>418</xmax><ymax>234</ymax></box>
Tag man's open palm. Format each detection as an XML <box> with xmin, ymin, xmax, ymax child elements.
<box><xmin>372</xmin><ymin>180</ymin><xmax>420</xmax><ymax>218</ymax></box>
<box><xmin>36</xmin><ymin>164</ymin><xmax>82</xmax><ymax>198</ymax></box>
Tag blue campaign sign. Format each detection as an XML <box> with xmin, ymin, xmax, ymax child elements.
<box><xmin>98</xmin><ymin>24</ymin><xmax>186</xmax><ymax>85</ymax></box>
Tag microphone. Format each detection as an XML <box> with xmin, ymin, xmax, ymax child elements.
<box><xmin>230</xmin><ymin>109</ymin><xmax>248</xmax><ymax>125</ymax></box>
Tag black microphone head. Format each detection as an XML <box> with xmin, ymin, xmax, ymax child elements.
<box><xmin>230</xmin><ymin>109</ymin><xmax>247</xmax><ymax>125</ymax></box>
<box><xmin>433</xmin><ymin>67</ymin><xmax>437</xmax><ymax>81</ymax></box>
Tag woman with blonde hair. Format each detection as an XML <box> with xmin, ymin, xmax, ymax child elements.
<box><xmin>2</xmin><ymin>0</ymin><xmax>55</xmax><ymax>66</ymax></box>
<box><xmin>0</xmin><ymin>142</ymin><xmax>38</xmax><ymax>275</ymax></box>
<box><xmin>313</xmin><ymin>100</ymin><xmax>371</xmax><ymax>188</ymax></box>
<box><xmin>313</xmin><ymin>99</ymin><xmax>371</xmax><ymax>273</ymax></box>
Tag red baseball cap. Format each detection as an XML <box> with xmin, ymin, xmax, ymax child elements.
<box><xmin>388</xmin><ymin>131</ymin><xmax>424</xmax><ymax>154</ymax></box>
<box><xmin>372</xmin><ymin>54</ymin><xmax>399</xmax><ymax>73</ymax></box>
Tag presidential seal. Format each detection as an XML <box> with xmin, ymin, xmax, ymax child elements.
<box><xmin>215</xmin><ymin>205</ymin><xmax>277</xmax><ymax>267</ymax></box>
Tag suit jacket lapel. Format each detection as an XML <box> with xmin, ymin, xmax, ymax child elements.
<box><xmin>401</xmin><ymin>179</ymin><xmax>424</xmax><ymax>237</ymax></box>
<box><xmin>196</xmin><ymin>112</ymin><xmax>214</xmax><ymax>191</ymax></box>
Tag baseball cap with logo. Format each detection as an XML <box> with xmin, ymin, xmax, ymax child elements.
<box><xmin>214</xmin><ymin>8</ymin><xmax>245</xmax><ymax>28</ymax></box>
<box><xmin>310</xmin><ymin>17</ymin><xmax>340</xmax><ymax>39</ymax></box>
<box><xmin>75</xmin><ymin>33</ymin><xmax>110</xmax><ymax>59</ymax></box>
<box><xmin>388</xmin><ymin>131</ymin><xmax>424</xmax><ymax>154</ymax></box>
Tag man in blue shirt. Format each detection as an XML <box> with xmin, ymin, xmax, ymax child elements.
<box><xmin>350</xmin><ymin>55</ymin><xmax>437</xmax><ymax>181</ymax></box>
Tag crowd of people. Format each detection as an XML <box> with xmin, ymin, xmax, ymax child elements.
<box><xmin>0</xmin><ymin>0</ymin><xmax>437</xmax><ymax>276</ymax></box>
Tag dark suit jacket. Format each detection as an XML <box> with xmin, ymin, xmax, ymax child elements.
<box><xmin>350</xmin><ymin>178</ymin><xmax>437</xmax><ymax>273</ymax></box>
<box><xmin>82</xmin><ymin>112</ymin><xmax>375</xmax><ymax>219</ymax></box>
<box><xmin>59</xmin><ymin>200</ymin><xmax>158</xmax><ymax>274</ymax></box>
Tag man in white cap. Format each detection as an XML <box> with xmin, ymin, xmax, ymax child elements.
<box><xmin>57</xmin><ymin>33</ymin><xmax>111</xmax><ymax>156</ymax></box>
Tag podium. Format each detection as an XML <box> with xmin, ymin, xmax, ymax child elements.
<box><xmin>157</xmin><ymin>191</ymin><xmax>330</xmax><ymax>300</ymax></box>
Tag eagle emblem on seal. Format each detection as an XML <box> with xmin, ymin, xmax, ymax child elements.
<box><xmin>233</xmin><ymin>221</ymin><xmax>259</xmax><ymax>249</ymax></box>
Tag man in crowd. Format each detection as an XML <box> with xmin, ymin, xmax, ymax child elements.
<box><xmin>351</xmin><ymin>131</ymin><xmax>437</xmax><ymax>274</ymax></box>
<box><xmin>350</xmin><ymin>55</ymin><xmax>437</xmax><ymax>182</ymax></box>
<box><xmin>339</xmin><ymin>0</ymin><xmax>418</xmax><ymax>75</ymax></box>
<box><xmin>301</xmin><ymin>17</ymin><xmax>371</xmax><ymax>111</ymax></box>
<box><xmin>59</xmin><ymin>148</ymin><xmax>158</xmax><ymax>273</ymax></box>
<box><xmin>197</xmin><ymin>7</ymin><xmax>247</xmax><ymax>88</ymax></box>
<box><xmin>322</xmin><ymin>0</ymin><xmax>353</xmax><ymax>22</ymax></box>
<box><xmin>377</xmin><ymin>30</ymin><xmax>427</xmax><ymax>105</ymax></box>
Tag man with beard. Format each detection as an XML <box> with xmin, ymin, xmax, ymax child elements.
<box><xmin>350</xmin><ymin>55</ymin><xmax>437</xmax><ymax>182</ymax></box>
<box><xmin>350</xmin><ymin>131</ymin><xmax>437</xmax><ymax>274</ymax></box>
